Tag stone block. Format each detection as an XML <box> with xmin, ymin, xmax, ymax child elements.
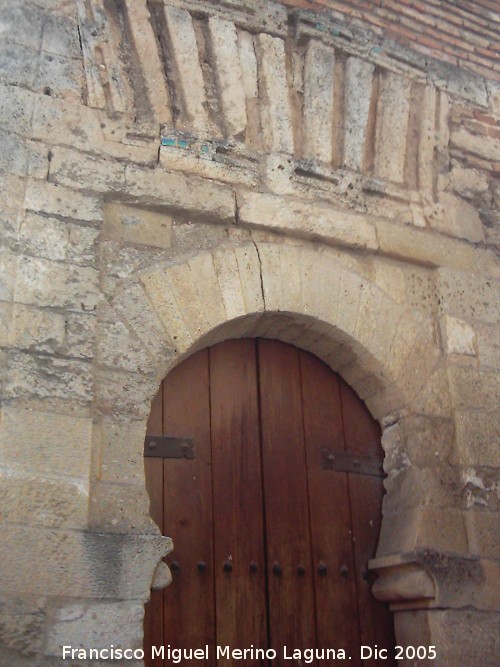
<box><xmin>49</xmin><ymin>147</ymin><xmax>126</xmax><ymax>193</ymax></box>
<box><xmin>212</xmin><ymin>246</ymin><xmax>248</xmax><ymax>320</ymax></box>
<box><xmin>433</xmin><ymin>192</ymin><xmax>484</xmax><ymax>243</ymax></box>
<box><xmin>4</xmin><ymin>350</ymin><xmax>92</xmax><ymax>406</ymax></box>
<box><xmin>0</xmin><ymin>595</ymin><xmax>46</xmax><ymax>655</ymax></box>
<box><xmin>89</xmin><ymin>481</ymin><xmax>154</xmax><ymax>534</ymax></box>
<box><xmin>237</xmin><ymin>191</ymin><xmax>378</xmax><ymax>250</ymax></box>
<box><xmin>396</xmin><ymin>609</ymin><xmax>499</xmax><ymax>667</ymax></box>
<box><xmin>96</xmin><ymin>317</ymin><xmax>155</xmax><ymax>374</ymax></box>
<box><xmin>378</xmin><ymin>507</ymin><xmax>468</xmax><ymax>556</ymax></box>
<box><xmin>466</xmin><ymin>511</ymin><xmax>500</xmax><ymax>559</ymax></box>
<box><xmin>14</xmin><ymin>255</ymin><xmax>100</xmax><ymax>312</ymax></box>
<box><xmin>0</xmin><ymin>2</ymin><xmax>44</xmax><ymax>50</ymax></box>
<box><xmin>0</xmin><ymin>249</ymin><xmax>18</xmax><ymax>302</ymax></box>
<box><xmin>37</xmin><ymin>51</ymin><xmax>83</xmax><ymax>102</ymax></box>
<box><xmin>451</xmin><ymin>165</ymin><xmax>490</xmax><ymax>199</ymax></box>
<box><xmin>0</xmin><ymin>406</ymin><xmax>92</xmax><ymax>478</ymax></box>
<box><xmin>442</xmin><ymin>315</ymin><xmax>477</xmax><ymax>356</ymax></box>
<box><xmin>374</xmin><ymin>71</ymin><xmax>411</xmax><ymax>183</ymax></box>
<box><xmin>43</xmin><ymin>12</ymin><xmax>81</xmax><ymax>59</ymax></box>
<box><xmin>94</xmin><ymin>368</ymin><xmax>158</xmax><ymax>421</ymax></box>
<box><xmin>46</xmin><ymin>601</ymin><xmax>144</xmax><ymax>656</ymax></box>
<box><xmin>376</xmin><ymin>219</ymin><xmax>499</xmax><ymax>276</ymax></box>
<box><xmin>97</xmin><ymin>418</ymin><xmax>148</xmax><ymax>485</ymax></box>
<box><xmin>454</xmin><ymin>410</ymin><xmax>500</xmax><ymax>467</ymax></box>
<box><xmin>0</xmin><ymin>84</ymin><xmax>35</xmax><ymax>135</ymax></box>
<box><xmin>437</xmin><ymin>268</ymin><xmax>500</xmax><ymax>323</ymax></box>
<box><xmin>24</xmin><ymin>179</ymin><xmax>103</xmax><ymax>223</ymax></box>
<box><xmin>0</xmin><ymin>524</ymin><xmax>170</xmax><ymax>599</ymax></box>
<box><xmin>125</xmin><ymin>164</ymin><xmax>236</xmax><ymax>223</ymax></box>
<box><xmin>163</xmin><ymin>5</ymin><xmax>208</xmax><ymax>134</ymax></box>
<box><xmin>475</xmin><ymin>321</ymin><xmax>500</xmax><ymax>369</ymax></box>
<box><xmin>140</xmin><ymin>269</ymin><xmax>195</xmax><ymax>353</ymax></box>
<box><xmin>65</xmin><ymin>312</ymin><xmax>97</xmax><ymax>359</ymax></box>
<box><xmin>302</xmin><ymin>40</ymin><xmax>335</xmax><ymax>163</ymax></box>
<box><xmin>159</xmin><ymin>146</ymin><xmax>258</xmax><ymax>187</ymax></box>
<box><xmin>208</xmin><ymin>16</ymin><xmax>247</xmax><ymax>138</ymax></box>
<box><xmin>383</xmin><ymin>466</ymin><xmax>463</xmax><ymax>514</ymax></box>
<box><xmin>103</xmin><ymin>202</ymin><xmax>172</xmax><ymax>249</ymax></box>
<box><xmin>0</xmin><ymin>41</ymin><xmax>37</xmax><ymax>88</ymax></box>
<box><xmin>411</xmin><ymin>364</ymin><xmax>452</xmax><ymax>417</ymax></box>
<box><xmin>234</xmin><ymin>243</ymin><xmax>265</xmax><ymax>315</ymax></box>
<box><xmin>448</xmin><ymin>365</ymin><xmax>500</xmax><ymax>411</ymax></box>
<box><xmin>110</xmin><ymin>282</ymin><xmax>175</xmax><ymax>370</ymax></box>
<box><xmin>17</xmin><ymin>212</ymin><xmax>68</xmax><ymax>261</ymax></box>
<box><xmin>0</xmin><ymin>470</ymin><xmax>89</xmax><ymax>529</ymax></box>
<box><xmin>255</xmin><ymin>33</ymin><xmax>294</xmax><ymax>153</ymax></box>
<box><xmin>343</xmin><ymin>56</ymin><xmax>374</xmax><ymax>172</ymax></box>
<box><xmin>188</xmin><ymin>252</ymin><xmax>229</xmax><ymax>328</ymax></box>
<box><xmin>123</xmin><ymin>0</ymin><xmax>171</xmax><ymax>125</ymax></box>
<box><xmin>451</xmin><ymin>127</ymin><xmax>500</xmax><ymax>162</ymax></box>
<box><xmin>383</xmin><ymin>415</ymin><xmax>455</xmax><ymax>472</ymax></box>
<box><xmin>66</xmin><ymin>223</ymin><xmax>100</xmax><ymax>267</ymax></box>
<box><xmin>7</xmin><ymin>304</ymin><xmax>66</xmax><ymax>353</ymax></box>
<box><xmin>0</xmin><ymin>131</ymin><xmax>30</xmax><ymax>178</ymax></box>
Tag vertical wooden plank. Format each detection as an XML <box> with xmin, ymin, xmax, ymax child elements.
<box><xmin>144</xmin><ymin>387</ymin><xmax>164</xmax><ymax>667</ymax></box>
<box><xmin>340</xmin><ymin>381</ymin><xmax>395</xmax><ymax>666</ymax></box>
<box><xmin>300</xmin><ymin>351</ymin><xmax>362</xmax><ymax>666</ymax></box>
<box><xmin>258</xmin><ymin>339</ymin><xmax>317</xmax><ymax>658</ymax></box>
<box><xmin>163</xmin><ymin>350</ymin><xmax>215</xmax><ymax>665</ymax></box>
<box><xmin>210</xmin><ymin>339</ymin><xmax>268</xmax><ymax>664</ymax></box>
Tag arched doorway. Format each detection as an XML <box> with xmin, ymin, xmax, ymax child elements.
<box><xmin>144</xmin><ymin>338</ymin><xmax>394</xmax><ymax>665</ymax></box>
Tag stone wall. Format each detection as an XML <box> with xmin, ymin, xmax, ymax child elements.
<box><xmin>0</xmin><ymin>0</ymin><xmax>499</xmax><ymax>665</ymax></box>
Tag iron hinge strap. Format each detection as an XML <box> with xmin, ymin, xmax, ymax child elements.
<box><xmin>144</xmin><ymin>435</ymin><xmax>194</xmax><ymax>459</ymax></box>
<box><xmin>321</xmin><ymin>448</ymin><xmax>385</xmax><ymax>478</ymax></box>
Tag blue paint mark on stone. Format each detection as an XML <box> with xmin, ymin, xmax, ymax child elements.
<box><xmin>201</xmin><ymin>145</ymin><xmax>209</xmax><ymax>154</ymax></box>
<box><xmin>161</xmin><ymin>137</ymin><xmax>176</xmax><ymax>146</ymax></box>
<box><xmin>372</xmin><ymin>46</ymin><xmax>383</xmax><ymax>54</ymax></box>
<box><xmin>178</xmin><ymin>140</ymin><xmax>189</xmax><ymax>149</ymax></box>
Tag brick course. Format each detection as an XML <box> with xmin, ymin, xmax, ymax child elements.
<box><xmin>279</xmin><ymin>0</ymin><xmax>500</xmax><ymax>81</ymax></box>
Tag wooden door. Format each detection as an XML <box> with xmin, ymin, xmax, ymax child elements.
<box><xmin>144</xmin><ymin>339</ymin><xmax>394</xmax><ymax>666</ymax></box>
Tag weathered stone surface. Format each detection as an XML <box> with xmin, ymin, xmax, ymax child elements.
<box><xmin>103</xmin><ymin>202</ymin><xmax>172</xmax><ymax>249</ymax></box>
<box><xmin>396</xmin><ymin>609</ymin><xmax>500</xmax><ymax>667</ymax></box>
<box><xmin>4</xmin><ymin>351</ymin><xmax>93</xmax><ymax>404</ymax></box>
<box><xmin>24</xmin><ymin>179</ymin><xmax>102</xmax><ymax>223</ymax></box>
<box><xmin>89</xmin><ymin>481</ymin><xmax>154</xmax><ymax>534</ymax></box>
<box><xmin>0</xmin><ymin>470</ymin><xmax>89</xmax><ymax>529</ymax></box>
<box><xmin>0</xmin><ymin>595</ymin><xmax>46</xmax><ymax>655</ymax></box>
<box><xmin>163</xmin><ymin>5</ymin><xmax>209</xmax><ymax>133</ymax></box>
<box><xmin>0</xmin><ymin>407</ymin><xmax>92</xmax><ymax>478</ymax></box>
<box><xmin>434</xmin><ymin>192</ymin><xmax>484</xmax><ymax>243</ymax></box>
<box><xmin>14</xmin><ymin>255</ymin><xmax>100</xmax><ymax>312</ymax></box>
<box><xmin>437</xmin><ymin>269</ymin><xmax>500</xmax><ymax>323</ymax></box>
<box><xmin>96</xmin><ymin>417</ymin><xmax>148</xmax><ymax>485</ymax></box>
<box><xmin>344</xmin><ymin>57</ymin><xmax>374</xmax><ymax>172</ymax></box>
<box><xmin>46</xmin><ymin>601</ymin><xmax>144</xmax><ymax>655</ymax></box>
<box><xmin>0</xmin><ymin>524</ymin><xmax>170</xmax><ymax>599</ymax></box>
<box><xmin>374</xmin><ymin>72</ymin><xmax>411</xmax><ymax>183</ymax></box>
<box><xmin>448</xmin><ymin>366</ymin><xmax>500</xmax><ymax>412</ymax></box>
<box><xmin>302</xmin><ymin>40</ymin><xmax>335</xmax><ymax>164</ymax></box>
<box><xmin>238</xmin><ymin>191</ymin><xmax>378</xmax><ymax>250</ymax></box>
<box><xmin>255</xmin><ymin>33</ymin><xmax>293</xmax><ymax>153</ymax></box>
<box><xmin>454</xmin><ymin>411</ymin><xmax>500</xmax><ymax>467</ymax></box>
<box><xmin>208</xmin><ymin>16</ymin><xmax>247</xmax><ymax>138</ymax></box>
<box><xmin>442</xmin><ymin>315</ymin><xmax>477</xmax><ymax>356</ymax></box>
